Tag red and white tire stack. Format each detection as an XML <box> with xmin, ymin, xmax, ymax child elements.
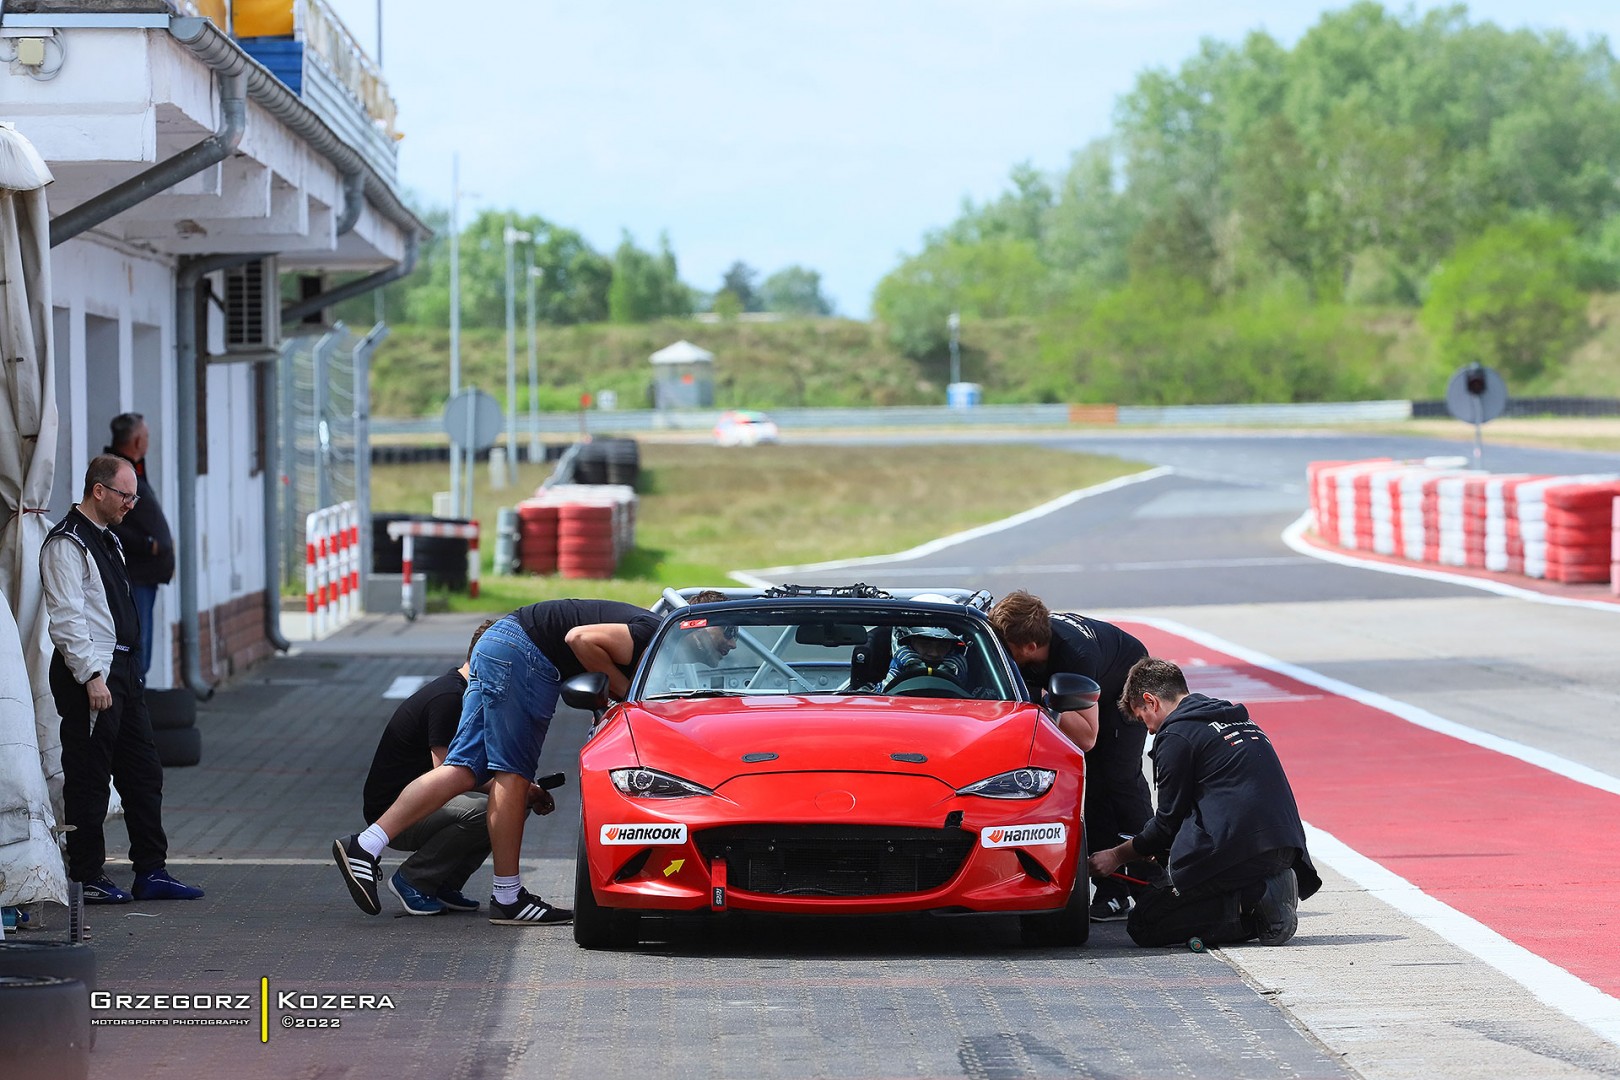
<box><xmin>512</xmin><ymin>484</ymin><xmax>637</xmax><ymax>579</ymax></box>
<box><xmin>1612</xmin><ymin>496</ymin><xmax>1620</xmax><ymax>597</ymax></box>
<box><xmin>515</xmin><ymin>503</ymin><xmax>559</xmax><ymax>575</ymax></box>
<box><xmin>1310</xmin><ymin>460</ymin><xmax>1620</xmax><ymax>589</ymax></box>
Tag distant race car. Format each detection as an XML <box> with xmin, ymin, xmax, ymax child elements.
<box><xmin>712</xmin><ymin>409</ymin><xmax>780</xmax><ymax>447</ymax></box>
<box><xmin>563</xmin><ymin>584</ymin><xmax>1100</xmax><ymax>950</ymax></box>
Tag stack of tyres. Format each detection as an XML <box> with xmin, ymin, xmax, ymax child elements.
<box><xmin>572</xmin><ymin>441</ymin><xmax>610</xmax><ymax>486</ymax></box>
<box><xmin>558</xmin><ymin>504</ymin><xmax>617</xmax><ymax>579</ymax></box>
<box><xmin>372</xmin><ymin>514</ymin><xmax>471</xmax><ymax>590</ymax></box>
<box><xmin>0</xmin><ymin>970</ymin><xmax>91</xmax><ymax>1080</ymax></box>
<box><xmin>517</xmin><ymin>503</ymin><xmax>560</xmax><ymax>575</ymax></box>
<box><xmin>569</xmin><ymin>438</ymin><xmax>639</xmax><ymax>490</ymax></box>
<box><xmin>146</xmin><ymin>687</ymin><xmax>200</xmax><ymax>768</ymax></box>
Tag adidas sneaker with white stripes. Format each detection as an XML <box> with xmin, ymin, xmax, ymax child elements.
<box><xmin>488</xmin><ymin>888</ymin><xmax>572</xmax><ymax>926</ymax></box>
<box><xmin>332</xmin><ymin>834</ymin><xmax>382</xmax><ymax>915</ymax></box>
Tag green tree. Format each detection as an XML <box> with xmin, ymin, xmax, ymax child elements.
<box><xmin>1421</xmin><ymin>217</ymin><xmax>1587</xmax><ymax>382</ymax></box>
<box><xmin>720</xmin><ymin>262</ymin><xmax>761</xmax><ymax>312</ymax></box>
<box><xmin>608</xmin><ymin>231</ymin><xmax>692</xmax><ymax>323</ymax></box>
<box><xmin>760</xmin><ymin>265</ymin><xmax>834</xmax><ymax>316</ymax></box>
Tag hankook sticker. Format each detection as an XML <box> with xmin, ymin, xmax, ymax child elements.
<box><xmin>980</xmin><ymin>822</ymin><xmax>1067</xmax><ymax>848</ymax></box>
<box><xmin>600</xmin><ymin>823</ymin><xmax>689</xmax><ymax>845</ymax></box>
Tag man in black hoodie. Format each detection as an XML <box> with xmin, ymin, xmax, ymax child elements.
<box><xmin>1089</xmin><ymin>658</ymin><xmax>1321</xmax><ymax>947</ymax></box>
<box><xmin>106</xmin><ymin>413</ymin><xmax>175</xmax><ymax>677</ymax></box>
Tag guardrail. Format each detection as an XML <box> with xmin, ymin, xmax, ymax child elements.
<box><xmin>372</xmin><ymin>399</ymin><xmax>1422</xmax><ymax>439</ymax></box>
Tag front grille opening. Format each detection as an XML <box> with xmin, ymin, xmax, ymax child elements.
<box><xmin>695</xmin><ymin>825</ymin><xmax>974</xmax><ymax>898</ymax></box>
<box><xmin>614</xmin><ymin>848</ymin><xmax>653</xmax><ymax>882</ymax></box>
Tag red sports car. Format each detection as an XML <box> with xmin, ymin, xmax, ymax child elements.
<box><xmin>562</xmin><ymin>586</ymin><xmax>1100</xmax><ymax>950</ymax></box>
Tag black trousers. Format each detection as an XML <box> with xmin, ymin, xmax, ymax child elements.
<box><xmin>1086</xmin><ymin>718</ymin><xmax>1153</xmax><ymax>904</ymax></box>
<box><xmin>51</xmin><ymin>649</ymin><xmax>169</xmax><ymax>881</ymax></box>
<box><xmin>1126</xmin><ymin>848</ymin><xmax>1296</xmax><ymax>948</ymax></box>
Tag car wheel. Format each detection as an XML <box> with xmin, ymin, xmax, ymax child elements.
<box><xmin>573</xmin><ymin>830</ymin><xmax>640</xmax><ymax>950</ymax></box>
<box><xmin>1020</xmin><ymin>826</ymin><xmax>1090</xmax><ymax>947</ymax></box>
<box><xmin>0</xmin><ymin>975</ymin><xmax>91</xmax><ymax>1080</ymax></box>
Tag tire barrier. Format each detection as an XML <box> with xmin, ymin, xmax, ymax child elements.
<box><xmin>305</xmin><ymin>501</ymin><xmax>359</xmax><ymax>639</ymax></box>
<box><xmin>369</xmin><ymin>443</ymin><xmax>569</xmax><ymax>465</ymax></box>
<box><xmin>152</xmin><ymin>726</ymin><xmax>202</xmax><ymax>768</ymax></box>
<box><xmin>372</xmin><ymin>513</ymin><xmax>474</xmax><ymax>590</ymax></box>
<box><xmin>1309</xmin><ymin>459</ymin><xmax>1620</xmax><ymax>586</ymax></box>
<box><xmin>146</xmin><ymin>687</ymin><xmax>198</xmax><ymax>732</ymax></box>
<box><xmin>513</xmin><ymin>483</ymin><xmax>637</xmax><ymax>579</ymax></box>
<box><xmin>0</xmin><ymin>975</ymin><xmax>91</xmax><ymax>1080</ymax></box>
<box><xmin>385</xmin><ymin>519</ymin><xmax>481</xmax><ymax>618</ymax></box>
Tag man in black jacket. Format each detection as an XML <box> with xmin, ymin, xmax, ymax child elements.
<box><xmin>1089</xmin><ymin>658</ymin><xmax>1321</xmax><ymax>947</ymax></box>
<box><xmin>989</xmin><ymin>590</ymin><xmax>1154</xmax><ymax>921</ymax></box>
<box><xmin>106</xmin><ymin>413</ymin><xmax>175</xmax><ymax>677</ymax></box>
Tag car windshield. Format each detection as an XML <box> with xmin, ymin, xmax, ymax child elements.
<box><xmin>637</xmin><ymin>604</ymin><xmax>1021</xmax><ymax>701</ymax></box>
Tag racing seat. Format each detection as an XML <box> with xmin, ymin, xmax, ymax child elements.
<box><xmin>849</xmin><ymin>627</ymin><xmax>891</xmax><ymax>689</ymax></box>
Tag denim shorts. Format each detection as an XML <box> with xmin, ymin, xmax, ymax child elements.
<box><xmin>444</xmin><ymin>616</ymin><xmax>560</xmax><ymax>784</ymax></box>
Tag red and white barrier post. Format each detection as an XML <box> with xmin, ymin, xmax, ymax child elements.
<box><xmin>305</xmin><ymin>501</ymin><xmax>360</xmax><ymax>638</ymax></box>
<box><xmin>385</xmin><ymin>519</ymin><xmax>481</xmax><ymax>619</ymax></box>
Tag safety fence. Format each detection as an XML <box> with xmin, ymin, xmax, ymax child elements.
<box><xmin>1308</xmin><ymin>459</ymin><xmax>1620</xmax><ymax>589</ymax></box>
<box><xmin>386</xmin><ymin>519</ymin><xmax>481</xmax><ymax>620</ymax></box>
<box><xmin>305</xmin><ymin>501</ymin><xmax>360</xmax><ymax>637</ymax></box>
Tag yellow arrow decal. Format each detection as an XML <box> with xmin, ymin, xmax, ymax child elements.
<box><xmin>663</xmin><ymin>858</ymin><xmax>685</xmax><ymax>878</ymax></box>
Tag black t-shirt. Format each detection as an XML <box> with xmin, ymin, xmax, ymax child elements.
<box><xmin>1024</xmin><ymin>613</ymin><xmax>1147</xmax><ymax>733</ymax></box>
<box><xmin>362</xmin><ymin>668</ymin><xmax>466</xmax><ymax>822</ymax></box>
<box><xmin>513</xmin><ymin>599</ymin><xmax>661</xmax><ymax>682</ymax></box>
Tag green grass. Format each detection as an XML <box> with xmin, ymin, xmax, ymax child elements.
<box><xmin>369</xmin><ymin>442</ymin><xmax>1146</xmax><ymax>612</ymax></box>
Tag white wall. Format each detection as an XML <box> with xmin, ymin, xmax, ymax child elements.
<box><xmin>48</xmin><ymin>238</ymin><xmax>269</xmax><ymax>689</ymax></box>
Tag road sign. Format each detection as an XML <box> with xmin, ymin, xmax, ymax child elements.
<box><xmin>1445</xmin><ymin>363</ymin><xmax>1507</xmax><ymax>425</ymax></box>
<box><xmin>1444</xmin><ymin>363</ymin><xmax>1507</xmax><ymax>467</ymax></box>
<box><xmin>443</xmin><ymin>388</ymin><xmax>502</xmax><ymax>453</ymax></box>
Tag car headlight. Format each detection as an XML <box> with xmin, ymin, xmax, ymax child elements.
<box><xmin>610</xmin><ymin>767</ymin><xmax>714</xmax><ymax>799</ymax></box>
<box><xmin>956</xmin><ymin>768</ymin><xmax>1056</xmax><ymax>799</ymax></box>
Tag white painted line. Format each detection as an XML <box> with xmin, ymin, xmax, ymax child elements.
<box><xmin>1281</xmin><ymin>510</ymin><xmax>1620</xmax><ymax>615</ymax></box>
<box><xmin>732</xmin><ymin>466</ymin><xmax>1177</xmax><ymax>587</ymax></box>
<box><xmin>1306</xmin><ymin>823</ymin><xmax>1620</xmax><ymax>1048</ymax></box>
<box><xmin>1134</xmin><ymin>616</ymin><xmax>1620</xmax><ymax>799</ymax></box>
<box><xmin>383</xmin><ymin>675</ymin><xmax>432</xmax><ymax>699</ymax></box>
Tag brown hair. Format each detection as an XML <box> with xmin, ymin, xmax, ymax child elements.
<box><xmin>988</xmin><ymin>589</ymin><xmax>1051</xmax><ymax>647</ymax></box>
<box><xmin>468</xmin><ymin>618</ymin><xmax>497</xmax><ymax>663</ymax></box>
<box><xmin>689</xmin><ymin>589</ymin><xmax>727</xmax><ymax>605</ymax></box>
<box><xmin>84</xmin><ymin>454</ymin><xmax>130</xmax><ymax>499</ymax></box>
<box><xmin>1118</xmin><ymin>657</ymin><xmax>1189</xmax><ymax>716</ymax></box>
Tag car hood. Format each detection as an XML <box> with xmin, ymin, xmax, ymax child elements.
<box><xmin>620</xmin><ymin>695</ymin><xmax>1040</xmax><ymax>789</ymax></box>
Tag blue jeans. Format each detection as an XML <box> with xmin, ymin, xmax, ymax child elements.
<box><xmin>444</xmin><ymin>616</ymin><xmax>560</xmax><ymax>783</ymax></box>
<box><xmin>132</xmin><ymin>582</ymin><xmax>158</xmax><ymax>677</ymax></box>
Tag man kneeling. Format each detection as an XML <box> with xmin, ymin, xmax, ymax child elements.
<box><xmin>1089</xmin><ymin>658</ymin><xmax>1321</xmax><ymax>947</ymax></box>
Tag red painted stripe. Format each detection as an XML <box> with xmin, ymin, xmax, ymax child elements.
<box><xmin>1123</xmin><ymin>622</ymin><xmax>1620</xmax><ymax>998</ymax></box>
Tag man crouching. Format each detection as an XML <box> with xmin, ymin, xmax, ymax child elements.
<box><xmin>1089</xmin><ymin>658</ymin><xmax>1321</xmax><ymax>947</ymax></box>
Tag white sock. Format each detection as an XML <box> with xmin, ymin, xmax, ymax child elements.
<box><xmin>492</xmin><ymin>875</ymin><xmax>522</xmax><ymax>905</ymax></box>
<box><xmin>358</xmin><ymin>825</ymin><xmax>389</xmax><ymax>859</ymax></box>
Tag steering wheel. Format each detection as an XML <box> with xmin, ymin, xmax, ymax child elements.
<box><xmin>883</xmin><ymin>673</ymin><xmax>971</xmax><ymax>699</ymax></box>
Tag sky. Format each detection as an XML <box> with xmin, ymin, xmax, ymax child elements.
<box><xmin>325</xmin><ymin>1</ymin><xmax>1620</xmax><ymax>317</ymax></box>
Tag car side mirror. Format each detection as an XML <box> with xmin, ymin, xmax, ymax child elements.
<box><xmin>561</xmin><ymin>672</ymin><xmax>611</xmax><ymax>712</ymax></box>
<box><xmin>1046</xmin><ymin>672</ymin><xmax>1101</xmax><ymax>713</ymax></box>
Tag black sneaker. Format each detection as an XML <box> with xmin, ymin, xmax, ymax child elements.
<box><xmin>488</xmin><ymin>888</ymin><xmax>572</xmax><ymax>926</ymax></box>
<box><xmin>1252</xmin><ymin>869</ymin><xmax>1299</xmax><ymax>946</ymax></box>
<box><xmin>81</xmin><ymin>875</ymin><xmax>133</xmax><ymax>905</ymax></box>
<box><xmin>1089</xmin><ymin>895</ymin><xmax>1133</xmax><ymax>922</ymax></box>
<box><xmin>332</xmin><ymin>835</ymin><xmax>382</xmax><ymax>915</ymax></box>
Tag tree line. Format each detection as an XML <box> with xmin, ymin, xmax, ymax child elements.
<box><xmin>873</xmin><ymin>2</ymin><xmax>1620</xmax><ymax>403</ymax></box>
<box><xmin>343</xmin><ymin>211</ymin><xmax>834</xmax><ymax>329</ymax></box>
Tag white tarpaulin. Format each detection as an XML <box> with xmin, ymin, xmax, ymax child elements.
<box><xmin>0</xmin><ymin>121</ymin><xmax>67</xmax><ymax>907</ymax></box>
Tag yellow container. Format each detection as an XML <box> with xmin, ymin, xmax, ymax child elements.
<box><xmin>233</xmin><ymin>0</ymin><xmax>296</xmax><ymax>38</ymax></box>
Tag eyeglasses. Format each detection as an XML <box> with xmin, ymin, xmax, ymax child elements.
<box><xmin>101</xmin><ymin>483</ymin><xmax>139</xmax><ymax>507</ymax></box>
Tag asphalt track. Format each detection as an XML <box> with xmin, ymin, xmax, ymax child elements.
<box><xmin>61</xmin><ymin>428</ymin><xmax>1620</xmax><ymax>1080</ymax></box>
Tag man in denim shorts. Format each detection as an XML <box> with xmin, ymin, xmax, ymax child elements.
<box><xmin>334</xmin><ymin>600</ymin><xmax>662</xmax><ymax>925</ymax></box>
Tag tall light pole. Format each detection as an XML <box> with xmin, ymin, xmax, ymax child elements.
<box><xmin>449</xmin><ymin>154</ymin><xmax>462</xmax><ymax>518</ymax></box>
<box><xmin>503</xmin><ymin>218</ymin><xmax>533</xmax><ymax>486</ymax></box>
<box><xmin>527</xmin><ymin>258</ymin><xmax>543</xmax><ymax>463</ymax></box>
<box><xmin>947</xmin><ymin>310</ymin><xmax>962</xmax><ymax>387</ymax></box>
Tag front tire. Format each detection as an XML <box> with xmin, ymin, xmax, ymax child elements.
<box><xmin>1020</xmin><ymin>825</ymin><xmax>1090</xmax><ymax>947</ymax></box>
<box><xmin>573</xmin><ymin>830</ymin><xmax>640</xmax><ymax>950</ymax></box>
